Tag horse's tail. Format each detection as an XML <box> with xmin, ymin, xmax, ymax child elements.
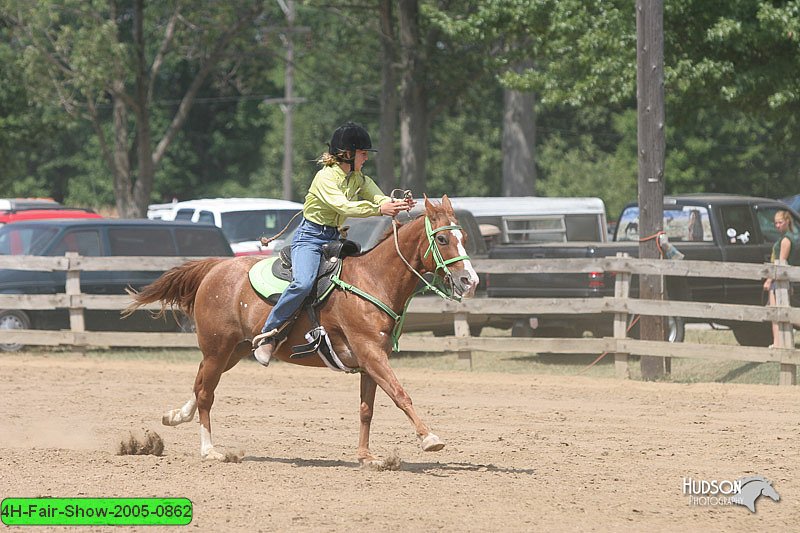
<box><xmin>122</xmin><ymin>258</ymin><xmax>227</xmax><ymax>319</ymax></box>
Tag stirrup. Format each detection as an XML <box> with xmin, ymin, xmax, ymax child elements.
<box><xmin>252</xmin><ymin>328</ymin><xmax>278</xmax><ymax>349</ymax></box>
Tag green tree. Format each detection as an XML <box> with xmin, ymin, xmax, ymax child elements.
<box><xmin>441</xmin><ymin>0</ymin><xmax>800</xmax><ymax>204</ymax></box>
<box><xmin>3</xmin><ymin>0</ymin><xmax>279</xmax><ymax>216</ymax></box>
<box><xmin>0</xmin><ymin>23</ymin><xmax>87</xmax><ymax>201</ymax></box>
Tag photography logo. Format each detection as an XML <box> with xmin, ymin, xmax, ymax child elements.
<box><xmin>682</xmin><ymin>476</ymin><xmax>780</xmax><ymax>513</ymax></box>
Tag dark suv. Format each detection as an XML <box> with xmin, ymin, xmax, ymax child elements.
<box><xmin>0</xmin><ymin>219</ymin><xmax>233</xmax><ymax>350</ymax></box>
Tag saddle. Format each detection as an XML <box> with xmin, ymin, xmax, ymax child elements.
<box><xmin>248</xmin><ymin>239</ymin><xmax>361</xmax><ymax>370</ymax></box>
<box><xmin>266</xmin><ymin>239</ymin><xmax>361</xmax><ymax>303</ymax></box>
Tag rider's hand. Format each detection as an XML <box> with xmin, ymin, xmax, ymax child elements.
<box><xmin>404</xmin><ymin>196</ymin><xmax>417</xmax><ymax>209</ymax></box>
<box><xmin>380</xmin><ymin>200</ymin><xmax>412</xmax><ymax>217</ymax></box>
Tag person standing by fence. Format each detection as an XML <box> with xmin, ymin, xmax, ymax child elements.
<box><xmin>763</xmin><ymin>210</ymin><xmax>800</xmax><ymax>348</ymax></box>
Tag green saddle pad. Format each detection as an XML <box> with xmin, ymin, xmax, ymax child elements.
<box><xmin>249</xmin><ymin>257</ymin><xmax>290</xmax><ymax>299</ymax></box>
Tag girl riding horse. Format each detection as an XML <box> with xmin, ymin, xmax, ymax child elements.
<box><xmin>252</xmin><ymin>121</ymin><xmax>414</xmax><ymax>364</ymax></box>
<box><xmin>125</xmin><ymin>163</ymin><xmax>478</xmax><ymax>466</ymax></box>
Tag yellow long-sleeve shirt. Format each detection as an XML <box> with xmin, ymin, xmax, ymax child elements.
<box><xmin>303</xmin><ymin>165</ymin><xmax>390</xmax><ymax>227</ymax></box>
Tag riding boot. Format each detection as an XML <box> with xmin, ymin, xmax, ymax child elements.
<box><xmin>253</xmin><ymin>338</ymin><xmax>275</xmax><ymax>367</ymax></box>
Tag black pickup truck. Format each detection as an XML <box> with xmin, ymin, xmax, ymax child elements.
<box><xmin>486</xmin><ymin>194</ymin><xmax>800</xmax><ymax>346</ymax></box>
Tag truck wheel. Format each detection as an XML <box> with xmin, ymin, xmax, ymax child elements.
<box><xmin>731</xmin><ymin>322</ymin><xmax>772</xmax><ymax>347</ymax></box>
<box><xmin>667</xmin><ymin>316</ymin><xmax>685</xmax><ymax>343</ymax></box>
<box><xmin>0</xmin><ymin>310</ymin><xmax>32</xmax><ymax>352</ymax></box>
<box><xmin>511</xmin><ymin>320</ymin><xmax>535</xmax><ymax>337</ymax></box>
<box><xmin>628</xmin><ymin>316</ymin><xmax>684</xmax><ymax>343</ymax></box>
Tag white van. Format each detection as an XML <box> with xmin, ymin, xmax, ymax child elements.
<box><xmin>147</xmin><ymin>198</ymin><xmax>303</xmax><ymax>256</ymax></box>
<box><xmin>448</xmin><ymin>196</ymin><xmax>608</xmax><ymax>245</ymax></box>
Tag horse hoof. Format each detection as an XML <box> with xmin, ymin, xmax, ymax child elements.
<box><xmin>420</xmin><ymin>433</ymin><xmax>445</xmax><ymax>452</ymax></box>
<box><xmin>162</xmin><ymin>411</ymin><xmax>179</xmax><ymax>426</ymax></box>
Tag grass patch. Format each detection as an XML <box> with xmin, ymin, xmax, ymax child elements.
<box><xmin>13</xmin><ymin>326</ymin><xmax>796</xmax><ymax>386</ymax></box>
<box><xmin>387</xmin><ymin>348</ymin><xmax>784</xmax><ymax>385</ymax></box>
<box><xmin>658</xmin><ymin>358</ymin><xmax>780</xmax><ymax>385</ymax></box>
<box><xmin>392</xmin><ymin>325</ymin><xmax>795</xmax><ymax>386</ymax></box>
<box><xmin>20</xmin><ymin>345</ymin><xmax>201</xmax><ymax>364</ymax></box>
<box><xmin>389</xmin><ymin>350</ymin><xmax>620</xmax><ymax>378</ymax></box>
<box><xmin>683</xmin><ymin>327</ymin><xmax>740</xmax><ymax>346</ymax></box>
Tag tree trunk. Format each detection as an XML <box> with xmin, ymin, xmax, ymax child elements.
<box><xmin>502</xmin><ymin>86</ymin><xmax>536</xmax><ymax>196</ymax></box>
<box><xmin>377</xmin><ymin>0</ymin><xmax>398</xmax><ymax>193</ymax></box>
<box><xmin>132</xmin><ymin>0</ymin><xmax>154</xmax><ymax>218</ymax></box>
<box><xmin>398</xmin><ymin>0</ymin><xmax>427</xmax><ymax>194</ymax></box>
<box><xmin>111</xmin><ymin>86</ymin><xmax>135</xmax><ymax>218</ymax></box>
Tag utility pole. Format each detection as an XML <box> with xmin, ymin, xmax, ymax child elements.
<box><xmin>636</xmin><ymin>0</ymin><xmax>666</xmax><ymax>379</ymax></box>
<box><xmin>278</xmin><ymin>0</ymin><xmax>296</xmax><ymax>201</ymax></box>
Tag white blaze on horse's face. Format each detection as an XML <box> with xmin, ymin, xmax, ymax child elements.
<box><xmin>449</xmin><ymin>222</ymin><xmax>479</xmax><ymax>299</ymax></box>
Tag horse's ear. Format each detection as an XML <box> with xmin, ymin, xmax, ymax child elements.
<box><xmin>424</xmin><ymin>194</ymin><xmax>437</xmax><ymax>217</ymax></box>
<box><xmin>441</xmin><ymin>194</ymin><xmax>454</xmax><ymax>215</ymax></box>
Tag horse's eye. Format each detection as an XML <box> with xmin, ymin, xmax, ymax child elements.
<box><xmin>436</xmin><ymin>234</ymin><xmax>448</xmax><ymax>245</ymax></box>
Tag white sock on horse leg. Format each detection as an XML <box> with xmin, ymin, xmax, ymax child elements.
<box><xmin>200</xmin><ymin>425</ymin><xmax>214</xmax><ymax>457</ymax></box>
<box><xmin>162</xmin><ymin>397</ymin><xmax>197</xmax><ymax>426</ymax></box>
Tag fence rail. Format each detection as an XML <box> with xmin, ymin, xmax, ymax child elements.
<box><xmin>0</xmin><ymin>254</ymin><xmax>797</xmax><ymax>385</ymax></box>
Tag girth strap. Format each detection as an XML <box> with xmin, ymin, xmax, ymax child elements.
<box><xmin>329</xmin><ymin>274</ymin><xmax>411</xmax><ymax>351</ymax></box>
<box><xmin>329</xmin><ymin>275</ymin><xmax>399</xmax><ymax>321</ymax></box>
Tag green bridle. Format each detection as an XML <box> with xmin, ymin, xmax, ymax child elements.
<box><xmin>330</xmin><ymin>215</ymin><xmax>472</xmax><ymax>351</ymax></box>
<box><xmin>421</xmin><ymin>216</ymin><xmax>471</xmax><ymax>302</ymax></box>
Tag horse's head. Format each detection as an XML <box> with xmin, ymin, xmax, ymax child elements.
<box><xmin>761</xmin><ymin>482</ymin><xmax>781</xmax><ymax>502</ymax></box>
<box><xmin>419</xmin><ymin>195</ymin><xmax>480</xmax><ymax>299</ymax></box>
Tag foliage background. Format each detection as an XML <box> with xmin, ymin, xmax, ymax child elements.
<box><xmin>1</xmin><ymin>0</ymin><xmax>798</xmax><ymax>220</ymax></box>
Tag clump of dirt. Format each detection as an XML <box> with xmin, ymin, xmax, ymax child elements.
<box><xmin>223</xmin><ymin>450</ymin><xmax>244</xmax><ymax>463</ymax></box>
<box><xmin>117</xmin><ymin>430</ymin><xmax>165</xmax><ymax>456</ymax></box>
<box><xmin>361</xmin><ymin>449</ymin><xmax>402</xmax><ymax>472</ymax></box>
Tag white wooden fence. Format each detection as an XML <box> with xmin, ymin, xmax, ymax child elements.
<box><xmin>1</xmin><ymin>253</ymin><xmax>798</xmax><ymax>385</ymax></box>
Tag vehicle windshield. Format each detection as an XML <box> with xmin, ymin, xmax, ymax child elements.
<box><xmin>220</xmin><ymin>210</ymin><xmax>301</xmax><ymax>243</ymax></box>
<box><xmin>0</xmin><ymin>226</ymin><xmax>59</xmax><ymax>255</ymax></box>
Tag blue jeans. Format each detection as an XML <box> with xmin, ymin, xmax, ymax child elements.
<box><xmin>262</xmin><ymin>218</ymin><xmax>339</xmax><ymax>333</ymax></box>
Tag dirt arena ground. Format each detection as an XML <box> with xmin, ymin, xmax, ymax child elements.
<box><xmin>1</xmin><ymin>352</ymin><xmax>799</xmax><ymax>532</ymax></box>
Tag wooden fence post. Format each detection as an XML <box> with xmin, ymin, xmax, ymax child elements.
<box><xmin>454</xmin><ymin>311</ymin><xmax>472</xmax><ymax>370</ymax></box>
<box><xmin>65</xmin><ymin>252</ymin><xmax>85</xmax><ymax>348</ymax></box>
<box><xmin>613</xmin><ymin>253</ymin><xmax>631</xmax><ymax>379</ymax></box>
<box><xmin>774</xmin><ymin>259</ymin><xmax>796</xmax><ymax>386</ymax></box>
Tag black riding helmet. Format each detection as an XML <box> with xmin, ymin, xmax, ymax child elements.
<box><xmin>328</xmin><ymin>121</ymin><xmax>378</xmax><ymax>157</ymax></box>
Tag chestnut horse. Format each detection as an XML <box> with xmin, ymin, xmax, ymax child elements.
<box><xmin>124</xmin><ymin>196</ymin><xmax>479</xmax><ymax>466</ymax></box>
